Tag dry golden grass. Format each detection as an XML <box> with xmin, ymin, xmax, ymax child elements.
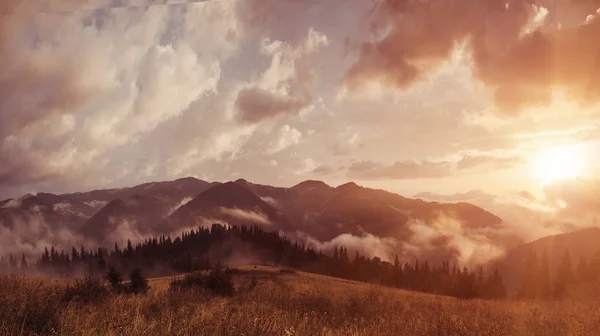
<box><xmin>2</xmin><ymin>266</ymin><xmax>600</xmax><ymax>336</ymax></box>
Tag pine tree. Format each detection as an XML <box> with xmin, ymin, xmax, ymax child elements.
<box><xmin>476</xmin><ymin>267</ymin><xmax>485</xmax><ymax>296</ymax></box>
<box><xmin>8</xmin><ymin>254</ymin><xmax>17</xmax><ymax>271</ymax></box>
<box><xmin>20</xmin><ymin>254</ymin><xmax>28</xmax><ymax>271</ymax></box>
<box><xmin>105</xmin><ymin>266</ymin><xmax>124</xmax><ymax>292</ymax></box>
<box><xmin>341</xmin><ymin>247</ymin><xmax>350</xmax><ymax>263</ymax></box>
<box><xmin>71</xmin><ymin>247</ymin><xmax>79</xmax><ymax>263</ymax></box>
<box><xmin>129</xmin><ymin>268</ymin><xmax>149</xmax><ymax>294</ymax></box>
<box><xmin>590</xmin><ymin>248</ymin><xmax>600</xmax><ymax>283</ymax></box>
<box><xmin>487</xmin><ymin>269</ymin><xmax>506</xmax><ymax>299</ymax></box>
<box><xmin>576</xmin><ymin>257</ymin><xmax>590</xmax><ymax>283</ymax></box>
<box><xmin>518</xmin><ymin>248</ymin><xmax>540</xmax><ymax>298</ymax></box>
<box><xmin>539</xmin><ymin>250</ymin><xmax>551</xmax><ymax>299</ymax></box>
<box><xmin>554</xmin><ymin>250</ymin><xmax>574</xmax><ymax>299</ymax></box>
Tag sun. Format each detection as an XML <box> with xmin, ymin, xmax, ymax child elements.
<box><xmin>531</xmin><ymin>145</ymin><xmax>585</xmax><ymax>183</ymax></box>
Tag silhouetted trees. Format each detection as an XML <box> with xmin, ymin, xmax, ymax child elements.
<box><xmin>554</xmin><ymin>250</ymin><xmax>575</xmax><ymax>299</ymax></box>
<box><xmin>518</xmin><ymin>248</ymin><xmax>540</xmax><ymax>299</ymax></box>
<box><xmin>105</xmin><ymin>266</ymin><xmax>124</xmax><ymax>292</ymax></box>
<box><xmin>513</xmin><ymin>247</ymin><xmax>600</xmax><ymax>300</ymax></box>
<box><xmin>128</xmin><ymin>268</ymin><xmax>149</xmax><ymax>294</ymax></box>
<box><xmin>1</xmin><ymin>223</ymin><xmax>506</xmax><ymax>300</ymax></box>
<box><xmin>539</xmin><ymin>250</ymin><xmax>552</xmax><ymax>298</ymax></box>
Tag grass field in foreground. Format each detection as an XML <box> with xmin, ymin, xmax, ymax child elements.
<box><xmin>1</xmin><ymin>266</ymin><xmax>600</xmax><ymax>336</ymax></box>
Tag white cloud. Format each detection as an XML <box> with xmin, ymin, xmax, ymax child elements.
<box><xmin>234</xmin><ymin>27</ymin><xmax>329</xmax><ymax>123</ymax></box>
<box><xmin>0</xmin><ymin>1</ymin><xmax>242</xmax><ymax>193</ymax></box>
<box><xmin>218</xmin><ymin>207</ymin><xmax>272</xmax><ymax>226</ymax></box>
<box><xmin>268</xmin><ymin>125</ymin><xmax>302</xmax><ymax>154</ymax></box>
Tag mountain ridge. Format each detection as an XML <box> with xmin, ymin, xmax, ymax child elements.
<box><xmin>1</xmin><ymin>177</ymin><xmax>518</xmax><ymax>266</ymax></box>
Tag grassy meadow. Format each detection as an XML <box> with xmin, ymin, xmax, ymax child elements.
<box><xmin>1</xmin><ymin>266</ymin><xmax>599</xmax><ymax>336</ymax></box>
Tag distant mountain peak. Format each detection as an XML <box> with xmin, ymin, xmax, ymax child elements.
<box><xmin>175</xmin><ymin>176</ymin><xmax>203</xmax><ymax>183</ymax></box>
<box><xmin>37</xmin><ymin>192</ymin><xmax>58</xmax><ymax>197</ymax></box>
<box><xmin>105</xmin><ymin>198</ymin><xmax>127</xmax><ymax>208</ymax></box>
<box><xmin>182</xmin><ymin>181</ymin><xmax>256</xmax><ymax>207</ymax></box>
<box><xmin>214</xmin><ymin>181</ymin><xmax>250</xmax><ymax>192</ymax></box>
<box><xmin>336</xmin><ymin>182</ymin><xmax>360</xmax><ymax>190</ymax></box>
<box><xmin>291</xmin><ymin>180</ymin><xmax>331</xmax><ymax>190</ymax></box>
<box><xmin>0</xmin><ymin>198</ymin><xmax>15</xmax><ymax>208</ymax></box>
<box><xmin>20</xmin><ymin>193</ymin><xmax>36</xmax><ymax>201</ymax></box>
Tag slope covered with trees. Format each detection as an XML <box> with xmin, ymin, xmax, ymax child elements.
<box><xmin>0</xmin><ymin>224</ymin><xmax>505</xmax><ymax>300</ymax></box>
<box><xmin>517</xmin><ymin>247</ymin><xmax>600</xmax><ymax>299</ymax></box>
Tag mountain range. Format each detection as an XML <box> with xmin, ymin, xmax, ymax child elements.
<box><xmin>0</xmin><ymin>177</ymin><xmax>511</xmax><ymax>256</ymax></box>
<box><xmin>3</xmin><ymin>177</ymin><xmax>600</xmax><ymax>297</ymax></box>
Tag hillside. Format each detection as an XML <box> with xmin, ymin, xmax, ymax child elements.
<box><xmin>158</xmin><ymin>182</ymin><xmax>289</xmax><ymax>233</ymax></box>
<box><xmin>2</xmin><ymin>266</ymin><xmax>600</xmax><ymax>336</ymax></box>
<box><xmin>80</xmin><ymin>194</ymin><xmax>175</xmax><ymax>245</ymax></box>
<box><xmin>491</xmin><ymin>227</ymin><xmax>600</xmax><ymax>297</ymax></box>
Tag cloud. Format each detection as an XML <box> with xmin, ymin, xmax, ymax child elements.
<box><xmin>0</xmin><ymin>199</ymin><xmax>23</xmax><ymax>209</ymax></box>
<box><xmin>417</xmin><ymin>180</ymin><xmax>600</xmax><ymax>244</ymax></box>
<box><xmin>290</xmin><ymin>211</ymin><xmax>511</xmax><ymax>266</ymax></box>
<box><xmin>289</xmin><ymin>230</ymin><xmax>400</xmax><ymax>261</ymax></box>
<box><xmin>0</xmin><ymin>0</ymin><xmax>241</xmax><ymax>194</ymax></box>
<box><xmin>105</xmin><ymin>217</ymin><xmax>152</xmax><ymax>247</ymax></box>
<box><xmin>348</xmin><ymin>151</ymin><xmax>523</xmax><ymax>180</ymax></box>
<box><xmin>84</xmin><ymin>200</ymin><xmax>109</xmax><ymax>210</ymax></box>
<box><xmin>235</xmin><ymin>87</ymin><xmax>312</xmax><ymax>123</ymax></box>
<box><xmin>218</xmin><ymin>207</ymin><xmax>272</xmax><ymax>226</ymax></box>
<box><xmin>235</xmin><ymin>27</ymin><xmax>329</xmax><ymax>123</ymax></box>
<box><xmin>260</xmin><ymin>196</ymin><xmax>280</xmax><ymax>209</ymax></box>
<box><xmin>344</xmin><ymin>0</ymin><xmax>600</xmax><ymax>113</ymax></box>
<box><xmin>330</xmin><ymin>131</ymin><xmax>363</xmax><ymax>156</ymax></box>
<box><xmin>0</xmin><ymin>206</ymin><xmax>94</xmax><ymax>257</ymax></box>
<box><xmin>311</xmin><ymin>165</ymin><xmax>334</xmax><ymax>176</ymax></box>
<box><xmin>456</xmin><ymin>152</ymin><xmax>524</xmax><ymax>170</ymax></box>
<box><xmin>406</xmin><ymin>215</ymin><xmax>507</xmax><ymax>266</ymax></box>
<box><xmin>543</xmin><ymin>179</ymin><xmax>600</xmax><ymax>225</ymax></box>
<box><xmin>167</xmin><ymin>197</ymin><xmax>193</xmax><ymax>216</ymax></box>
<box><xmin>295</xmin><ymin>158</ymin><xmax>318</xmax><ymax>175</ymax></box>
<box><xmin>348</xmin><ymin>159</ymin><xmax>452</xmax><ymax>180</ymax></box>
<box><xmin>416</xmin><ymin>189</ymin><xmax>491</xmax><ymax>202</ymax></box>
<box><xmin>267</xmin><ymin>125</ymin><xmax>302</xmax><ymax>154</ymax></box>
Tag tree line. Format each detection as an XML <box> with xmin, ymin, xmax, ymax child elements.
<box><xmin>0</xmin><ymin>223</ymin><xmax>505</xmax><ymax>299</ymax></box>
<box><xmin>518</xmin><ymin>248</ymin><xmax>600</xmax><ymax>299</ymax></box>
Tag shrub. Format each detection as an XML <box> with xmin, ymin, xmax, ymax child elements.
<box><xmin>128</xmin><ymin>268</ymin><xmax>149</xmax><ymax>294</ymax></box>
<box><xmin>170</xmin><ymin>271</ymin><xmax>206</xmax><ymax>291</ymax></box>
<box><xmin>206</xmin><ymin>262</ymin><xmax>235</xmax><ymax>296</ymax></box>
<box><xmin>63</xmin><ymin>276</ymin><xmax>109</xmax><ymax>304</ymax></box>
<box><xmin>169</xmin><ymin>262</ymin><xmax>235</xmax><ymax>296</ymax></box>
<box><xmin>105</xmin><ymin>266</ymin><xmax>124</xmax><ymax>293</ymax></box>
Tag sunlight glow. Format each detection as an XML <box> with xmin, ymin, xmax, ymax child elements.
<box><xmin>531</xmin><ymin>145</ymin><xmax>586</xmax><ymax>184</ymax></box>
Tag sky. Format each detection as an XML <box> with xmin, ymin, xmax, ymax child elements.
<box><xmin>1</xmin><ymin>0</ymin><xmax>600</xmax><ymax>220</ymax></box>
